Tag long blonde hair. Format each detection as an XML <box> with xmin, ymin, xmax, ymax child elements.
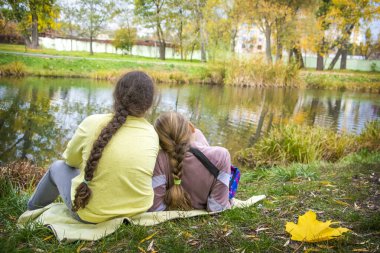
<box><xmin>154</xmin><ymin>112</ymin><xmax>192</xmax><ymax>210</ymax></box>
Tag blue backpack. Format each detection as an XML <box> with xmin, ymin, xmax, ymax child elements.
<box><xmin>189</xmin><ymin>147</ymin><xmax>241</xmax><ymax>199</ymax></box>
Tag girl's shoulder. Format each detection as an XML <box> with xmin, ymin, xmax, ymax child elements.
<box><xmin>192</xmin><ymin>145</ymin><xmax>231</xmax><ymax>171</ymax></box>
<box><xmin>81</xmin><ymin>113</ymin><xmax>113</xmax><ymax>126</ymax></box>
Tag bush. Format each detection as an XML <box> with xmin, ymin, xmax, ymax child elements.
<box><xmin>225</xmin><ymin>57</ymin><xmax>301</xmax><ymax>87</ymax></box>
<box><xmin>0</xmin><ymin>61</ymin><xmax>27</xmax><ymax>77</ymax></box>
<box><xmin>357</xmin><ymin>120</ymin><xmax>380</xmax><ymax>151</ymax></box>
<box><xmin>235</xmin><ymin>124</ymin><xmax>355</xmax><ymax>168</ymax></box>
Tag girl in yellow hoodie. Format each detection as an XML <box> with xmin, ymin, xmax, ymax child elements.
<box><xmin>27</xmin><ymin>71</ymin><xmax>159</xmax><ymax>223</ymax></box>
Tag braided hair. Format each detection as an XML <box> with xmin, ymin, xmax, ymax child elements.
<box><xmin>72</xmin><ymin>71</ymin><xmax>154</xmax><ymax>212</ymax></box>
<box><xmin>154</xmin><ymin>112</ymin><xmax>192</xmax><ymax>210</ymax></box>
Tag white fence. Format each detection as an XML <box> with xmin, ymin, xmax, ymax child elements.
<box><xmin>39</xmin><ymin>37</ymin><xmax>202</xmax><ymax>60</ymax></box>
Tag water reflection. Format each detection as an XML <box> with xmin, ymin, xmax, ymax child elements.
<box><xmin>0</xmin><ymin>77</ymin><xmax>379</xmax><ymax>165</ymax></box>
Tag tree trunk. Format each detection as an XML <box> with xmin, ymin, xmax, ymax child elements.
<box><xmin>329</xmin><ymin>24</ymin><xmax>354</xmax><ymax>70</ymax></box>
<box><xmin>316</xmin><ymin>53</ymin><xmax>324</xmax><ymax>70</ymax></box>
<box><xmin>340</xmin><ymin>48</ymin><xmax>347</xmax><ymax>69</ymax></box>
<box><xmin>276</xmin><ymin>41</ymin><xmax>283</xmax><ymax>62</ymax></box>
<box><xmin>293</xmin><ymin>47</ymin><xmax>304</xmax><ymax>68</ymax></box>
<box><xmin>23</xmin><ymin>35</ymin><xmax>32</xmax><ymax>49</ymax></box>
<box><xmin>156</xmin><ymin>20</ymin><xmax>166</xmax><ymax>60</ymax></box>
<box><xmin>231</xmin><ymin>28</ymin><xmax>237</xmax><ymax>53</ymax></box>
<box><xmin>190</xmin><ymin>43</ymin><xmax>195</xmax><ymax>61</ymax></box>
<box><xmin>159</xmin><ymin>41</ymin><xmax>166</xmax><ymax>60</ymax></box>
<box><xmin>31</xmin><ymin>12</ymin><xmax>39</xmax><ymax>49</ymax></box>
<box><xmin>288</xmin><ymin>48</ymin><xmax>294</xmax><ymax>63</ymax></box>
<box><xmin>275</xmin><ymin>18</ymin><xmax>283</xmax><ymax>62</ymax></box>
<box><xmin>328</xmin><ymin>48</ymin><xmax>342</xmax><ymax>70</ymax></box>
<box><xmin>200</xmin><ymin>16</ymin><xmax>207</xmax><ymax>62</ymax></box>
<box><xmin>179</xmin><ymin>10</ymin><xmax>184</xmax><ymax>60</ymax></box>
<box><xmin>264</xmin><ymin>21</ymin><xmax>272</xmax><ymax>64</ymax></box>
<box><xmin>90</xmin><ymin>34</ymin><xmax>94</xmax><ymax>55</ymax></box>
<box><xmin>200</xmin><ymin>41</ymin><xmax>206</xmax><ymax>62</ymax></box>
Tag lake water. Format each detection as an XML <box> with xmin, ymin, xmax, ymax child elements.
<box><xmin>1</xmin><ymin>77</ymin><xmax>379</xmax><ymax>165</ymax></box>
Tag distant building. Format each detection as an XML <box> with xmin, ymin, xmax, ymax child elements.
<box><xmin>235</xmin><ymin>24</ymin><xmax>266</xmax><ymax>55</ymax></box>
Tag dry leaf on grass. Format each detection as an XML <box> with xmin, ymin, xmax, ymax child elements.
<box><xmin>285</xmin><ymin>210</ymin><xmax>350</xmax><ymax>242</ymax></box>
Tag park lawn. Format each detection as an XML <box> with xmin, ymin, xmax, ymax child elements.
<box><xmin>1</xmin><ymin>43</ymin><xmax>380</xmax><ymax>91</ymax></box>
<box><xmin>0</xmin><ymin>53</ymin><xmax>208</xmax><ymax>83</ymax></box>
<box><xmin>0</xmin><ymin>150</ymin><xmax>379</xmax><ymax>252</ymax></box>
<box><xmin>0</xmin><ymin>43</ymin><xmax>203</xmax><ymax>64</ymax></box>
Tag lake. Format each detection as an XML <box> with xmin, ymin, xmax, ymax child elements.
<box><xmin>0</xmin><ymin>77</ymin><xmax>379</xmax><ymax>165</ymax></box>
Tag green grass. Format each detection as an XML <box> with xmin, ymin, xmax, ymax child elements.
<box><xmin>236</xmin><ymin>121</ymin><xmax>380</xmax><ymax>168</ymax></box>
<box><xmin>0</xmin><ymin>54</ymin><xmax>209</xmax><ymax>83</ymax></box>
<box><xmin>1</xmin><ymin>43</ymin><xmax>380</xmax><ymax>91</ymax></box>
<box><xmin>1</xmin><ymin>150</ymin><xmax>379</xmax><ymax>252</ymax></box>
<box><xmin>302</xmin><ymin>71</ymin><xmax>380</xmax><ymax>92</ymax></box>
<box><xmin>0</xmin><ymin>43</ymin><xmax>204</xmax><ymax>64</ymax></box>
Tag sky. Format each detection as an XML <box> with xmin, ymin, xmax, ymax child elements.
<box><xmin>61</xmin><ymin>0</ymin><xmax>380</xmax><ymax>40</ymax></box>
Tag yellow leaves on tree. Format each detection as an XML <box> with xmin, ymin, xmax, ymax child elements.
<box><xmin>285</xmin><ymin>210</ymin><xmax>350</xmax><ymax>242</ymax></box>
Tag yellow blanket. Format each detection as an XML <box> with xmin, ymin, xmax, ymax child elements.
<box><xmin>17</xmin><ymin>195</ymin><xmax>266</xmax><ymax>242</ymax></box>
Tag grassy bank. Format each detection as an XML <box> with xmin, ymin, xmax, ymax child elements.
<box><xmin>302</xmin><ymin>70</ymin><xmax>380</xmax><ymax>93</ymax></box>
<box><xmin>1</xmin><ymin>43</ymin><xmax>380</xmax><ymax>92</ymax></box>
<box><xmin>0</xmin><ymin>54</ymin><xmax>211</xmax><ymax>84</ymax></box>
<box><xmin>1</xmin><ymin>151</ymin><xmax>379</xmax><ymax>252</ymax></box>
<box><xmin>236</xmin><ymin>120</ymin><xmax>380</xmax><ymax>168</ymax></box>
<box><xmin>0</xmin><ymin>44</ymin><xmax>226</xmax><ymax>84</ymax></box>
<box><xmin>1</xmin><ymin>122</ymin><xmax>379</xmax><ymax>252</ymax></box>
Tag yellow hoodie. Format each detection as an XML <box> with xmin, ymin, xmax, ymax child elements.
<box><xmin>63</xmin><ymin>114</ymin><xmax>159</xmax><ymax>223</ymax></box>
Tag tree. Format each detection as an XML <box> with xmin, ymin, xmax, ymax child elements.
<box><xmin>112</xmin><ymin>27</ymin><xmax>137</xmax><ymax>54</ymax></box>
<box><xmin>326</xmin><ymin>0</ymin><xmax>380</xmax><ymax>70</ymax></box>
<box><xmin>203</xmin><ymin>0</ymin><xmax>243</xmax><ymax>59</ymax></box>
<box><xmin>195</xmin><ymin>0</ymin><xmax>207</xmax><ymax>62</ymax></box>
<box><xmin>358</xmin><ymin>28</ymin><xmax>380</xmax><ymax>59</ymax></box>
<box><xmin>59</xmin><ymin>1</ymin><xmax>80</xmax><ymax>51</ymax></box>
<box><xmin>274</xmin><ymin>0</ymin><xmax>310</xmax><ymax>63</ymax></box>
<box><xmin>75</xmin><ymin>0</ymin><xmax>118</xmax><ymax>55</ymax></box>
<box><xmin>315</xmin><ymin>0</ymin><xmax>332</xmax><ymax>70</ymax></box>
<box><xmin>203</xmin><ymin>0</ymin><xmax>233</xmax><ymax>61</ymax></box>
<box><xmin>135</xmin><ymin>0</ymin><xmax>171</xmax><ymax>60</ymax></box>
<box><xmin>166</xmin><ymin>0</ymin><xmax>193</xmax><ymax>60</ymax></box>
<box><xmin>239</xmin><ymin>0</ymin><xmax>291</xmax><ymax>64</ymax></box>
<box><xmin>4</xmin><ymin>0</ymin><xmax>58</xmax><ymax>48</ymax></box>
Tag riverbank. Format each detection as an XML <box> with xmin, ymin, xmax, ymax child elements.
<box><xmin>0</xmin><ymin>43</ymin><xmax>380</xmax><ymax>92</ymax></box>
<box><xmin>1</xmin><ymin>149</ymin><xmax>379</xmax><ymax>252</ymax></box>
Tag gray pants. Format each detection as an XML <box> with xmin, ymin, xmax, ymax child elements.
<box><xmin>27</xmin><ymin>160</ymin><xmax>85</xmax><ymax>222</ymax></box>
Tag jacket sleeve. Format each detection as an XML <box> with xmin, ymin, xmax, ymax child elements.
<box><xmin>148</xmin><ymin>151</ymin><xmax>169</xmax><ymax>212</ymax></box>
<box><xmin>207</xmin><ymin>148</ymin><xmax>231</xmax><ymax>212</ymax></box>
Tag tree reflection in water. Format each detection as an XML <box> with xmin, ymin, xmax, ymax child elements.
<box><xmin>0</xmin><ymin>77</ymin><xmax>379</xmax><ymax>166</ymax></box>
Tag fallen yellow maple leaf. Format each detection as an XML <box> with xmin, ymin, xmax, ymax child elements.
<box><xmin>285</xmin><ymin>210</ymin><xmax>350</xmax><ymax>242</ymax></box>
